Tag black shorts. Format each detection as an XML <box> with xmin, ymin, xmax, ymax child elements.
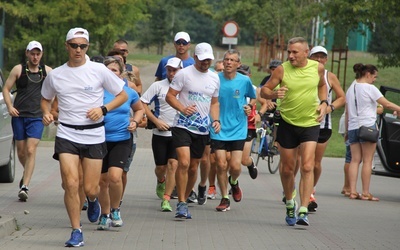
<box><xmin>171</xmin><ymin>127</ymin><xmax>209</xmax><ymax>159</ymax></box>
<box><xmin>53</xmin><ymin>136</ymin><xmax>107</xmax><ymax>161</ymax></box>
<box><xmin>318</xmin><ymin>128</ymin><xmax>332</xmax><ymax>143</ymax></box>
<box><xmin>102</xmin><ymin>138</ymin><xmax>133</xmax><ymax>173</ymax></box>
<box><xmin>152</xmin><ymin>134</ymin><xmax>177</xmax><ymax>165</ymax></box>
<box><xmin>210</xmin><ymin>139</ymin><xmax>246</xmax><ymax>152</ymax></box>
<box><xmin>276</xmin><ymin>118</ymin><xmax>320</xmax><ymax>149</ymax></box>
<box><xmin>246</xmin><ymin>129</ymin><xmax>257</xmax><ymax>142</ymax></box>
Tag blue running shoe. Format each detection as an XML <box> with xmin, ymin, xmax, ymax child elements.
<box><xmin>87</xmin><ymin>197</ymin><xmax>101</xmax><ymax>223</ymax></box>
<box><xmin>97</xmin><ymin>214</ymin><xmax>111</xmax><ymax>230</ymax></box>
<box><xmin>111</xmin><ymin>208</ymin><xmax>123</xmax><ymax>227</ymax></box>
<box><xmin>296</xmin><ymin>212</ymin><xmax>310</xmax><ymax>226</ymax></box>
<box><xmin>175</xmin><ymin>202</ymin><xmax>189</xmax><ymax>219</ymax></box>
<box><xmin>65</xmin><ymin>229</ymin><xmax>84</xmax><ymax>247</ymax></box>
<box><xmin>285</xmin><ymin>202</ymin><xmax>297</xmax><ymax>226</ymax></box>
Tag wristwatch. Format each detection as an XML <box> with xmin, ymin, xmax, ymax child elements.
<box><xmin>320</xmin><ymin>100</ymin><xmax>329</xmax><ymax>106</ymax></box>
<box><xmin>329</xmin><ymin>104</ymin><xmax>335</xmax><ymax>112</ymax></box>
<box><xmin>100</xmin><ymin>106</ymin><xmax>108</xmax><ymax>116</ymax></box>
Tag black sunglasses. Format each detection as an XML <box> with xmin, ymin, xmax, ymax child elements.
<box><xmin>68</xmin><ymin>43</ymin><xmax>89</xmax><ymax>50</ymax></box>
<box><xmin>104</xmin><ymin>56</ymin><xmax>122</xmax><ymax>62</ymax></box>
<box><xmin>175</xmin><ymin>40</ymin><xmax>189</xmax><ymax>46</ymax></box>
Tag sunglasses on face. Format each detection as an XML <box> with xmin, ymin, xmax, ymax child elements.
<box><xmin>68</xmin><ymin>43</ymin><xmax>89</xmax><ymax>50</ymax></box>
<box><xmin>119</xmin><ymin>49</ymin><xmax>128</xmax><ymax>53</ymax></box>
<box><xmin>175</xmin><ymin>40</ymin><xmax>189</xmax><ymax>46</ymax></box>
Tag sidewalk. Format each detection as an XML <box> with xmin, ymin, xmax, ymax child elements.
<box><xmin>0</xmin><ymin>144</ymin><xmax>399</xmax><ymax>249</ymax></box>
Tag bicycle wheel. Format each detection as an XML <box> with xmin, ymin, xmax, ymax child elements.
<box><xmin>268</xmin><ymin>153</ymin><xmax>280</xmax><ymax>174</ymax></box>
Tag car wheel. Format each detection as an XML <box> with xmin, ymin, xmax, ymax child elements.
<box><xmin>0</xmin><ymin>139</ymin><xmax>16</xmax><ymax>183</ymax></box>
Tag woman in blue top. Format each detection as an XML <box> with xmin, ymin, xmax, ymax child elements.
<box><xmin>97</xmin><ymin>57</ymin><xmax>144</xmax><ymax>230</ymax></box>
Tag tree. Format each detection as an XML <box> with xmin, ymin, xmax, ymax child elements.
<box><xmin>0</xmin><ymin>0</ymin><xmax>147</xmax><ymax>68</ymax></box>
<box><xmin>321</xmin><ymin>0</ymin><xmax>400</xmax><ymax>67</ymax></box>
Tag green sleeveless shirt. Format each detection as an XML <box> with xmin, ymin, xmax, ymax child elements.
<box><xmin>280</xmin><ymin>60</ymin><xmax>320</xmax><ymax>127</ymax></box>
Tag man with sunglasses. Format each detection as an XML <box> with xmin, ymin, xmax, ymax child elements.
<box><xmin>155</xmin><ymin>31</ymin><xmax>195</xmax><ymax>81</ymax></box>
<box><xmin>166</xmin><ymin>42</ymin><xmax>220</xmax><ymax>219</ymax></box>
<box><xmin>41</xmin><ymin>27</ymin><xmax>128</xmax><ymax>247</ymax></box>
<box><xmin>113</xmin><ymin>39</ymin><xmax>143</xmax><ymax>95</ymax></box>
<box><xmin>3</xmin><ymin>40</ymin><xmax>52</xmax><ymax>202</ymax></box>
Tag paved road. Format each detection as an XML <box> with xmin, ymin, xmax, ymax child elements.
<box><xmin>0</xmin><ymin>144</ymin><xmax>399</xmax><ymax>249</ymax></box>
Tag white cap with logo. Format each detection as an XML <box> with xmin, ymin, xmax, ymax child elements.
<box><xmin>174</xmin><ymin>32</ymin><xmax>190</xmax><ymax>42</ymax></box>
<box><xmin>66</xmin><ymin>27</ymin><xmax>89</xmax><ymax>42</ymax></box>
<box><xmin>195</xmin><ymin>43</ymin><xmax>214</xmax><ymax>61</ymax></box>
<box><xmin>26</xmin><ymin>41</ymin><xmax>43</xmax><ymax>51</ymax></box>
<box><xmin>309</xmin><ymin>46</ymin><xmax>328</xmax><ymax>56</ymax></box>
<box><xmin>165</xmin><ymin>57</ymin><xmax>182</xmax><ymax>69</ymax></box>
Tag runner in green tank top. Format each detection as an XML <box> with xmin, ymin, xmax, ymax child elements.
<box><xmin>260</xmin><ymin>37</ymin><xmax>327</xmax><ymax>227</ymax></box>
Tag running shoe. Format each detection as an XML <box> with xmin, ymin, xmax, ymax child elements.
<box><xmin>175</xmin><ymin>202</ymin><xmax>191</xmax><ymax>219</ymax></box>
<box><xmin>97</xmin><ymin>214</ymin><xmax>112</xmax><ymax>230</ymax></box>
<box><xmin>285</xmin><ymin>201</ymin><xmax>297</xmax><ymax>226</ymax></box>
<box><xmin>87</xmin><ymin>197</ymin><xmax>101</xmax><ymax>223</ymax></box>
<box><xmin>296</xmin><ymin>212</ymin><xmax>310</xmax><ymax>226</ymax></box>
<box><xmin>82</xmin><ymin>199</ymin><xmax>88</xmax><ymax>211</ymax></box>
<box><xmin>18</xmin><ymin>187</ymin><xmax>29</xmax><ymax>201</ymax></box>
<box><xmin>156</xmin><ymin>180</ymin><xmax>166</xmax><ymax>200</ymax></box>
<box><xmin>111</xmin><ymin>208</ymin><xmax>123</xmax><ymax>227</ymax></box>
<box><xmin>216</xmin><ymin>198</ymin><xmax>231</xmax><ymax>212</ymax></box>
<box><xmin>171</xmin><ymin>187</ymin><xmax>178</xmax><ymax>199</ymax></box>
<box><xmin>187</xmin><ymin>190</ymin><xmax>198</xmax><ymax>203</ymax></box>
<box><xmin>161</xmin><ymin>199</ymin><xmax>172</xmax><ymax>212</ymax></box>
<box><xmin>197</xmin><ymin>185</ymin><xmax>207</xmax><ymax>205</ymax></box>
<box><xmin>247</xmin><ymin>157</ymin><xmax>258</xmax><ymax>179</ymax></box>
<box><xmin>65</xmin><ymin>229</ymin><xmax>84</xmax><ymax>247</ymax></box>
<box><xmin>229</xmin><ymin>176</ymin><xmax>242</xmax><ymax>202</ymax></box>
<box><xmin>308</xmin><ymin>193</ymin><xmax>318</xmax><ymax>212</ymax></box>
<box><xmin>207</xmin><ymin>186</ymin><xmax>217</xmax><ymax>200</ymax></box>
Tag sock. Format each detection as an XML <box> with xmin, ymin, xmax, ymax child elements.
<box><xmin>21</xmin><ymin>185</ymin><xmax>28</xmax><ymax>190</ymax></box>
<box><xmin>88</xmin><ymin>197</ymin><xmax>97</xmax><ymax>202</ymax></box>
<box><xmin>247</xmin><ymin>159</ymin><xmax>255</xmax><ymax>168</ymax></box>
<box><xmin>223</xmin><ymin>195</ymin><xmax>229</xmax><ymax>199</ymax></box>
<box><xmin>299</xmin><ymin>206</ymin><xmax>308</xmax><ymax>214</ymax></box>
<box><xmin>230</xmin><ymin>178</ymin><xmax>238</xmax><ymax>185</ymax></box>
<box><xmin>286</xmin><ymin>199</ymin><xmax>294</xmax><ymax>207</ymax></box>
<box><xmin>163</xmin><ymin>194</ymin><xmax>171</xmax><ymax>201</ymax></box>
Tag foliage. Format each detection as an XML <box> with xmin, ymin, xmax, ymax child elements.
<box><xmin>321</xmin><ymin>0</ymin><xmax>400</xmax><ymax>68</ymax></box>
<box><xmin>0</xmin><ymin>0</ymin><xmax>147</xmax><ymax>68</ymax></box>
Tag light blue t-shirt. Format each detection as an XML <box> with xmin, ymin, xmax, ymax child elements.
<box><xmin>154</xmin><ymin>55</ymin><xmax>195</xmax><ymax>80</ymax></box>
<box><xmin>210</xmin><ymin>73</ymin><xmax>256</xmax><ymax>141</ymax></box>
<box><xmin>104</xmin><ymin>85</ymin><xmax>140</xmax><ymax>142</ymax></box>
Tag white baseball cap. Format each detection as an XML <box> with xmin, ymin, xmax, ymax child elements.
<box><xmin>26</xmin><ymin>41</ymin><xmax>43</xmax><ymax>51</ymax></box>
<box><xmin>165</xmin><ymin>57</ymin><xmax>182</xmax><ymax>69</ymax></box>
<box><xmin>66</xmin><ymin>27</ymin><xmax>89</xmax><ymax>42</ymax></box>
<box><xmin>195</xmin><ymin>43</ymin><xmax>214</xmax><ymax>61</ymax></box>
<box><xmin>309</xmin><ymin>46</ymin><xmax>328</xmax><ymax>56</ymax></box>
<box><xmin>174</xmin><ymin>32</ymin><xmax>190</xmax><ymax>42</ymax></box>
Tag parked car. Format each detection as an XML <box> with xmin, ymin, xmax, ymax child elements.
<box><xmin>373</xmin><ymin>85</ymin><xmax>400</xmax><ymax>178</ymax></box>
<box><xmin>0</xmin><ymin>69</ymin><xmax>15</xmax><ymax>183</ymax></box>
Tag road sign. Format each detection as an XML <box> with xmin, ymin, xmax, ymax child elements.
<box><xmin>222</xmin><ymin>21</ymin><xmax>239</xmax><ymax>38</ymax></box>
<box><xmin>222</xmin><ymin>37</ymin><xmax>238</xmax><ymax>45</ymax></box>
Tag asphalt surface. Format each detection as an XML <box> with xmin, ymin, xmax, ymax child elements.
<box><xmin>0</xmin><ymin>143</ymin><xmax>400</xmax><ymax>249</ymax></box>
<box><xmin>0</xmin><ymin>63</ymin><xmax>399</xmax><ymax>249</ymax></box>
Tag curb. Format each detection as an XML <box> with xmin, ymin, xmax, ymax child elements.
<box><xmin>0</xmin><ymin>214</ymin><xmax>17</xmax><ymax>239</ymax></box>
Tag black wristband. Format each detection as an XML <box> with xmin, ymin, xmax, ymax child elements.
<box><xmin>320</xmin><ymin>100</ymin><xmax>329</xmax><ymax>106</ymax></box>
<box><xmin>213</xmin><ymin>120</ymin><xmax>220</xmax><ymax>124</ymax></box>
<box><xmin>100</xmin><ymin>106</ymin><xmax>108</xmax><ymax>116</ymax></box>
<box><xmin>133</xmin><ymin>120</ymin><xmax>139</xmax><ymax>127</ymax></box>
<box><xmin>247</xmin><ymin>104</ymin><xmax>253</xmax><ymax>109</ymax></box>
<box><xmin>329</xmin><ymin>104</ymin><xmax>335</xmax><ymax>112</ymax></box>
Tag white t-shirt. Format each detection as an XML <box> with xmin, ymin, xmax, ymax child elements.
<box><xmin>41</xmin><ymin>60</ymin><xmax>125</xmax><ymax>144</ymax></box>
<box><xmin>141</xmin><ymin>78</ymin><xmax>176</xmax><ymax>137</ymax></box>
<box><xmin>345</xmin><ymin>80</ymin><xmax>383</xmax><ymax>130</ymax></box>
<box><xmin>169</xmin><ymin>65</ymin><xmax>220</xmax><ymax>135</ymax></box>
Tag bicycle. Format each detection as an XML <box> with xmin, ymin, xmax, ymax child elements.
<box><xmin>251</xmin><ymin>112</ymin><xmax>280</xmax><ymax>174</ymax></box>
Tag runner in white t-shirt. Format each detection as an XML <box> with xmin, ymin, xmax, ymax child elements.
<box><xmin>41</xmin><ymin>27</ymin><xmax>127</xmax><ymax>248</ymax></box>
<box><xmin>166</xmin><ymin>43</ymin><xmax>220</xmax><ymax>219</ymax></box>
